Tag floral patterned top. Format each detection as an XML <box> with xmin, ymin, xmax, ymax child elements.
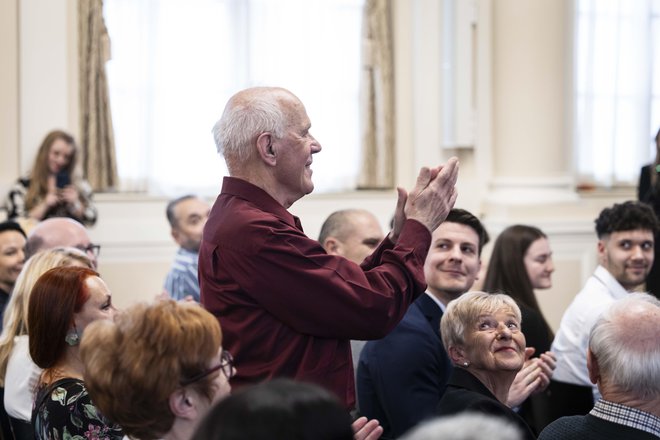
<box><xmin>32</xmin><ymin>378</ymin><xmax>123</xmax><ymax>440</ymax></box>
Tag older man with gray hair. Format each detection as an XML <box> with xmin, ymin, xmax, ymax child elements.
<box><xmin>199</xmin><ymin>86</ymin><xmax>459</xmax><ymax>411</ymax></box>
<box><xmin>539</xmin><ymin>293</ymin><xmax>660</xmax><ymax>439</ymax></box>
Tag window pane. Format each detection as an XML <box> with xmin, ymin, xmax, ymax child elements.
<box><xmin>104</xmin><ymin>0</ymin><xmax>364</xmax><ymax>195</ymax></box>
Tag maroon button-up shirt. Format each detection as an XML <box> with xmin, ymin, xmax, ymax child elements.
<box><xmin>199</xmin><ymin>177</ymin><xmax>431</xmax><ymax>408</ymax></box>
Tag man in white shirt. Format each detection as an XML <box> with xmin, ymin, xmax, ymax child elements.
<box><xmin>550</xmin><ymin>201</ymin><xmax>659</xmax><ymax>417</ymax></box>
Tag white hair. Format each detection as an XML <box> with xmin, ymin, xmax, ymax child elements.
<box><xmin>440</xmin><ymin>291</ymin><xmax>522</xmax><ymax>353</ymax></box>
<box><xmin>589</xmin><ymin>292</ymin><xmax>660</xmax><ymax>400</ymax></box>
<box><xmin>211</xmin><ymin>87</ymin><xmax>290</xmax><ymax>171</ymax></box>
<box><xmin>400</xmin><ymin>413</ymin><xmax>523</xmax><ymax>440</ymax></box>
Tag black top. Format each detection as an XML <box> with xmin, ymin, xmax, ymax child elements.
<box><xmin>33</xmin><ymin>378</ymin><xmax>122</xmax><ymax>440</ymax></box>
<box><xmin>437</xmin><ymin>367</ymin><xmax>537</xmax><ymax>440</ymax></box>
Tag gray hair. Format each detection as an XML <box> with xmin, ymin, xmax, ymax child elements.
<box><xmin>588</xmin><ymin>292</ymin><xmax>660</xmax><ymax>400</ymax></box>
<box><xmin>440</xmin><ymin>291</ymin><xmax>522</xmax><ymax>354</ymax></box>
<box><xmin>400</xmin><ymin>413</ymin><xmax>522</xmax><ymax>440</ymax></box>
<box><xmin>212</xmin><ymin>87</ymin><xmax>290</xmax><ymax>172</ymax></box>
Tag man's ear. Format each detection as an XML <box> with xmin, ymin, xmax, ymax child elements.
<box><xmin>256</xmin><ymin>132</ymin><xmax>277</xmax><ymax>166</ymax></box>
<box><xmin>323</xmin><ymin>237</ymin><xmax>344</xmax><ymax>256</ymax></box>
<box><xmin>587</xmin><ymin>348</ymin><xmax>600</xmax><ymax>385</ymax></box>
<box><xmin>169</xmin><ymin>388</ymin><xmax>198</xmax><ymax>420</ymax></box>
<box><xmin>597</xmin><ymin>239</ymin><xmax>606</xmax><ymax>264</ymax></box>
<box><xmin>171</xmin><ymin>228</ymin><xmax>183</xmax><ymax>246</ymax></box>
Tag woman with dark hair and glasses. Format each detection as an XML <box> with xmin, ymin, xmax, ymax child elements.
<box><xmin>80</xmin><ymin>300</ymin><xmax>233</xmax><ymax>440</ymax></box>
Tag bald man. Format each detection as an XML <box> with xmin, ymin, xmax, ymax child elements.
<box><xmin>319</xmin><ymin>209</ymin><xmax>385</xmax><ymax>265</ymax></box>
<box><xmin>25</xmin><ymin>218</ymin><xmax>99</xmax><ymax>269</ymax></box>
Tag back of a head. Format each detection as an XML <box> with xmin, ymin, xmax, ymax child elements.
<box><xmin>81</xmin><ymin>300</ymin><xmax>222</xmax><ymax>440</ymax></box>
<box><xmin>26</xmin><ymin>218</ymin><xmax>89</xmax><ymax>258</ymax></box>
<box><xmin>589</xmin><ymin>293</ymin><xmax>660</xmax><ymax>400</ymax></box>
<box><xmin>482</xmin><ymin>225</ymin><xmax>544</xmax><ymax>309</ymax></box>
<box><xmin>399</xmin><ymin>413</ymin><xmax>523</xmax><ymax>440</ymax></box>
<box><xmin>27</xmin><ymin>266</ymin><xmax>96</xmax><ymax>369</ymax></box>
<box><xmin>594</xmin><ymin>200</ymin><xmax>660</xmax><ymax>238</ymax></box>
<box><xmin>192</xmin><ymin>379</ymin><xmax>354</xmax><ymax>440</ymax></box>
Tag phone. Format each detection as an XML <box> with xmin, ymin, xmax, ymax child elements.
<box><xmin>56</xmin><ymin>172</ymin><xmax>71</xmax><ymax>189</ymax></box>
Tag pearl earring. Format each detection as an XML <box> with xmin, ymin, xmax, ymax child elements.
<box><xmin>463</xmin><ymin>361</ymin><xmax>470</xmax><ymax>367</ymax></box>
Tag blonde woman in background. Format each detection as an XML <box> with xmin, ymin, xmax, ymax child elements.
<box><xmin>5</xmin><ymin>130</ymin><xmax>97</xmax><ymax>228</ymax></box>
<box><xmin>0</xmin><ymin>248</ymin><xmax>92</xmax><ymax>440</ymax></box>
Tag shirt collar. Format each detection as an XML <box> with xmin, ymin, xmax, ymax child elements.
<box><xmin>221</xmin><ymin>176</ymin><xmax>303</xmax><ymax>232</ymax></box>
<box><xmin>593</xmin><ymin>265</ymin><xmax>630</xmax><ymax>298</ymax></box>
<box><xmin>591</xmin><ymin>399</ymin><xmax>660</xmax><ymax>437</ymax></box>
<box><xmin>425</xmin><ymin>291</ymin><xmax>447</xmax><ymax>312</ymax></box>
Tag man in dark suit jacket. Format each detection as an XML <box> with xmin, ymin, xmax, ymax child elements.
<box><xmin>357</xmin><ymin>209</ymin><xmax>488</xmax><ymax>439</ymax></box>
<box><xmin>540</xmin><ymin>293</ymin><xmax>660</xmax><ymax>440</ymax></box>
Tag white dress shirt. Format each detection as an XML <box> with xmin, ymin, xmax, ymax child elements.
<box><xmin>4</xmin><ymin>335</ymin><xmax>42</xmax><ymax>420</ymax></box>
<box><xmin>551</xmin><ymin>265</ymin><xmax>628</xmax><ymax>399</ymax></box>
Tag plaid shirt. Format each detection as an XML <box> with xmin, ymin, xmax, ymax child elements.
<box><xmin>591</xmin><ymin>399</ymin><xmax>660</xmax><ymax>437</ymax></box>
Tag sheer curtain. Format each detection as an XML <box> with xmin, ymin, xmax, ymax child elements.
<box><xmin>574</xmin><ymin>0</ymin><xmax>660</xmax><ymax>187</ymax></box>
<box><xmin>103</xmin><ymin>0</ymin><xmax>364</xmax><ymax>195</ymax></box>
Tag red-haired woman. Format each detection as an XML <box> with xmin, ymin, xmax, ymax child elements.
<box><xmin>5</xmin><ymin>130</ymin><xmax>97</xmax><ymax>227</ymax></box>
<box><xmin>28</xmin><ymin>266</ymin><xmax>121</xmax><ymax>440</ymax></box>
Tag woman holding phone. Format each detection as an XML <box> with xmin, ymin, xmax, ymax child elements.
<box><xmin>5</xmin><ymin>130</ymin><xmax>97</xmax><ymax>227</ymax></box>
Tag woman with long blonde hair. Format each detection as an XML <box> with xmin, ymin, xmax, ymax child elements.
<box><xmin>0</xmin><ymin>248</ymin><xmax>92</xmax><ymax>439</ymax></box>
<box><xmin>5</xmin><ymin>130</ymin><xmax>97</xmax><ymax>227</ymax></box>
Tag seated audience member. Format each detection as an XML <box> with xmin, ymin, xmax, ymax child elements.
<box><xmin>192</xmin><ymin>379</ymin><xmax>362</xmax><ymax>440</ymax></box>
<box><xmin>25</xmin><ymin>218</ymin><xmax>100</xmax><ymax>269</ymax></box>
<box><xmin>540</xmin><ymin>293</ymin><xmax>660</xmax><ymax>439</ymax></box>
<box><xmin>400</xmin><ymin>412</ymin><xmax>523</xmax><ymax>440</ymax></box>
<box><xmin>0</xmin><ymin>248</ymin><xmax>92</xmax><ymax>440</ymax></box>
<box><xmin>0</xmin><ymin>221</ymin><xmax>27</xmax><ymax>324</ymax></box>
<box><xmin>28</xmin><ymin>267</ymin><xmax>121</xmax><ymax>440</ymax></box>
<box><xmin>164</xmin><ymin>195</ymin><xmax>210</xmax><ymax>301</ymax></box>
<box><xmin>0</xmin><ymin>223</ymin><xmax>26</xmax><ymax>440</ymax></box>
<box><xmin>319</xmin><ymin>208</ymin><xmax>385</xmax><ymax>372</ymax></box>
<box><xmin>357</xmin><ymin>208</ymin><xmax>488</xmax><ymax>438</ymax></box>
<box><xmin>436</xmin><ymin>291</ymin><xmax>537</xmax><ymax>440</ymax></box>
<box><xmin>319</xmin><ymin>209</ymin><xmax>385</xmax><ymax>265</ymax></box>
<box><xmin>5</xmin><ymin>130</ymin><xmax>97</xmax><ymax>227</ymax></box>
<box><xmin>81</xmin><ymin>300</ymin><xmax>231</xmax><ymax>440</ymax></box>
<box><xmin>550</xmin><ymin>201</ymin><xmax>659</xmax><ymax>418</ymax></box>
<box><xmin>482</xmin><ymin>225</ymin><xmax>557</xmax><ymax>432</ymax></box>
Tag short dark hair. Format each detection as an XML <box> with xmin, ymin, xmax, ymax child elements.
<box><xmin>192</xmin><ymin>379</ymin><xmax>354</xmax><ymax>440</ymax></box>
<box><xmin>165</xmin><ymin>195</ymin><xmax>197</xmax><ymax>228</ymax></box>
<box><xmin>0</xmin><ymin>221</ymin><xmax>26</xmax><ymax>239</ymax></box>
<box><xmin>444</xmin><ymin>209</ymin><xmax>490</xmax><ymax>255</ymax></box>
<box><xmin>594</xmin><ymin>201</ymin><xmax>660</xmax><ymax>238</ymax></box>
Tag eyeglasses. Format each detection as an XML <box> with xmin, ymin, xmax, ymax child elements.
<box><xmin>77</xmin><ymin>243</ymin><xmax>101</xmax><ymax>257</ymax></box>
<box><xmin>180</xmin><ymin>350</ymin><xmax>234</xmax><ymax>386</ymax></box>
